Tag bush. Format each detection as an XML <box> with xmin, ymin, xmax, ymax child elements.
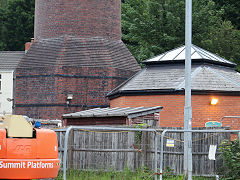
<box><xmin>219</xmin><ymin>139</ymin><xmax>240</xmax><ymax>179</ymax></box>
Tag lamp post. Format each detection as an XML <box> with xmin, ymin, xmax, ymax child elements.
<box><xmin>184</xmin><ymin>0</ymin><xmax>193</xmax><ymax>179</ymax></box>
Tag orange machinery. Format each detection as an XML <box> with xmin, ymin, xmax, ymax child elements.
<box><xmin>0</xmin><ymin>115</ymin><xmax>60</xmax><ymax>179</ymax></box>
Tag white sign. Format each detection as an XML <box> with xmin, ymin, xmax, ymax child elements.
<box><xmin>166</xmin><ymin>139</ymin><xmax>174</xmax><ymax>147</ymax></box>
<box><xmin>208</xmin><ymin>145</ymin><xmax>217</xmax><ymax>160</ymax></box>
<box><xmin>0</xmin><ymin>161</ymin><xmax>54</xmax><ymax>169</ymax></box>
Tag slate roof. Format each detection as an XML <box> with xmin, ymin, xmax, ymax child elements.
<box><xmin>107</xmin><ymin>46</ymin><xmax>240</xmax><ymax>97</ymax></box>
<box><xmin>0</xmin><ymin>51</ymin><xmax>25</xmax><ymax>70</ymax></box>
<box><xmin>62</xmin><ymin>106</ymin><xmax>163</xmax><ymax>119</ymax></box>
<box><xmin>143</xmin><ymin>44</ymin><xmax>236</xmax><ymax>67</ymax></box>
<box><xmin>18</xmin><ymin>35</ymin><xmax>140</xmax><ymax>72</ymax></box>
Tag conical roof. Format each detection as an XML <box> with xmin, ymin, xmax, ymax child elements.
<box><xmin>143</xmin><ymin>44</ymin><xmax>236</xmax><ymax>67</ymax></box>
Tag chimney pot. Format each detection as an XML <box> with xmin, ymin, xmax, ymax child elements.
<box><xmin>25</xmin><ymin>38</ymin><xmax>34</xmax><ymax>53</ymax></box>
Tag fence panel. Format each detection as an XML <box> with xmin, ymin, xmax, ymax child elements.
<box><xmin>55</xmin><ymin>127</ymin><xmax>231</xmax><ymax>178</ymax></box>
<box><xmin>160</xmin><ymin>127</ymin><xmax>230</xmax><ymax>175</ymax></box>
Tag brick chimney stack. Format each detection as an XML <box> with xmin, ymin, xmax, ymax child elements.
<box><xmin>34</xmin><ymin>0</ymin><xmax>121</xmax><ymax>41</ymax></box>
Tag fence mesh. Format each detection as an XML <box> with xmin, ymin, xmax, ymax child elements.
<box><xmin>55</xmin><ymin>127</ymin><xmax>232</xmax><ymax>179</ymax></box>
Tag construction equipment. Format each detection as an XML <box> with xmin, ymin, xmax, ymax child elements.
<box><xmin>0</xmin><ymin>115</ymin><xmax>60</xmax><ymax>179</ymax></box>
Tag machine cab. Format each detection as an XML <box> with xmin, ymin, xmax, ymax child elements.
<box><xmin>0</xmin><ymin>115</ymin><xmax>60</xmax><ymax>179</ymax></box>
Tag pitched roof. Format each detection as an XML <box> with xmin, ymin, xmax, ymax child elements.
<box><xmin>17</xmin><ymin>35</ymin><xmax>140</xmax><ymax>72</ymax></box>
<box><xmin>143</xmin><ymin>44</ymin><xmax>236</xmax><ymax>67</ymax></box>
<box><xmin>107</xmin><ymin>64</ymin><xmax>240</xmax><ymax>97</ymax></box>
<box><xmin>108</xmin><ymin>43</ymin><xmax>240</xmax><ymax>98</ymax></box>
<box><xmin>0</xmin><ymin>51</ymin><xmax>25</xmax><ymax>70</ymax></box>
<box><xmin>62</xmin><ymin>106</ymin><xmax>163</xmax><ymax>119</ymax></box>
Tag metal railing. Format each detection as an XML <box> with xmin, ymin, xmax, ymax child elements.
<box><xmin>62</xmin><ymin>126</ymin><xmax>160</xmax><ymax>180</ymax></box>
<box><xmin>220</xmin><ymin>116</ymin><xmax>240</xmax><ymax>126</ymax></box>
<box><xmin>58</xmin><ymin>126</ymin><xmax>240</xmax><ymax>180</ymax></box>
<box><xmin>159</xmin><ymin>129</ymin><xmax>240</xmax><ymax>180</ymax></box>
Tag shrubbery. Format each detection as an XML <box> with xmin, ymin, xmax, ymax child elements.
<box><xmin>219</xmin><ymin>139</ymin><xmax>240</xmax><ymax>179</ymax></box>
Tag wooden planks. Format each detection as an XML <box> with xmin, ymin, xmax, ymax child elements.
<box><xmin>56</xmin><ymin>127</ymin><xmax>230</xmax><ymax>176</ymax></box>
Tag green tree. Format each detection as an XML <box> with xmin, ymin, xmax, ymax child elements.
<box><xmin>219</xmin><ymin>139</ymin><xmax>240</xmax><ymax>179</ymax></box>
<box><xmin>202</xmin><ymin>21</ymin><xmax>240</xmax><ymax>71</ymax></box>
<box><xmin>122</xmin><ymin>0</ymin><xmax>184</xmax><ymax>64</ymax></box>
<box><xmin>0</xmin><ymin>0</ymin><xmax>8</xmax><ymax>9</ymax></box>
<box><xmin>122</xmin><ymin>0</ymin><xmax>240</xmax><ymax>69</ymax></box>
<box><xmin>0</xmin><ymin>7</ymin><xmax>6</xmax><ymax>50</ymax></box>
<box><xmin>1</xmin><ymin>0</ymin><xmax>34</xmax><ymax>51</ymax></box>
<box><xmin>213</xmin><ymin>0</ymin><xmax>240</xmax><ymax>30</ymax></box>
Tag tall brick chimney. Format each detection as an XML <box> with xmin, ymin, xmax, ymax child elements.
<box><xmin>15</xmin><ymin>0</ymin><xmax>140</xmax><ymax>119</ymax></box>
<box><xmin>34</xmin><ymin>0</ymin><xmax>121</xmax><ymax>41</ymax></box>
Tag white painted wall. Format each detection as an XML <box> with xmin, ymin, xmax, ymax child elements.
<box><xmin>0</xmin><ymin>70</ymin><xmax>14</xmax><ymax>115</ymax></box>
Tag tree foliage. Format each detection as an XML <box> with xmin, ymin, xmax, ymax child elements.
<box><xmin>0</xmin><ymin>0</ymin><xmax>34</xmax><ymax>51</ymax></box>
<box><xmin>213</xmin><ymin>0</ymin><xmax>240</xmax><ymax>30</ymax></box>
<box><xmin>219</xmin><ymin>139</ymin><xmax>240</xmax><ymax>179</ymax></box>
<box><xmin>122</xmin><ymin>0</ymin><xmax>240</xmax><ymax>70</ymax></box>
<box><xmin>0</xmin><ymin>0</ymin><xmax>8</xmax><ymax>9</ymax></box>
<box><xmin>122</xmin><ymin>0</ymin><xmax>184</xmax><ymax>63</ymax></box>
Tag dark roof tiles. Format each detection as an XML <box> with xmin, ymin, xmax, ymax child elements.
<box><xmin>18</xmin><ymin>36</ymin><xmax>140</xmax><ymax>72</ymax></box>
<box><xmin>0</xmin><ymin>51</ymin><xmax>25</xmax><ymax>70</ymax></box>
<box><xmin>62</xmin><ymin>106</ymin><xmax>163</xmax><ymax>118</ymax></box>
<box><xmin>108</xmin><ymin>64</ymin><xmax>240</xmax><ymax>96</ymax></box>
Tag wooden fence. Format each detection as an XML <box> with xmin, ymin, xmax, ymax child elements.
<box><xmin>56</xmin><ymin>127</ymin><xmax>230</xmax><ymax>176</ymax></box>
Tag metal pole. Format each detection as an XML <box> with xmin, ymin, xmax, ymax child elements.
<box><xmin>239</xmin><ymin>132</ymin><xmax>240</xmax><ymax>147</ymax></box>
<box><xmin>159</xmin><ymin>129</ymin><xmax>167</xmax><ymax>180</ymax></box>
<box><xmin>185</xmin><ymin>0</ymin><xmax>192</xmax><ymax>179</ymax></box>
<box><xmin>63</xmin><ymin>126</ymin><xmax>74</xmax><ymax>180</ymax></box>
<box><xmin>154</xmin><ymin>131</ymin><xmax>159</xmax><ymax>180</ymax></box>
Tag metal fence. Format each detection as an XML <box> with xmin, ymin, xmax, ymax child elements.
<box><xmin>55</xmin><ymin>126</ymin><xmax>240</xmax><ymax>180</ymax></box>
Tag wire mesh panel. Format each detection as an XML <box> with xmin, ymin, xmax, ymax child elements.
<box><xmin>159</xmin><ymin>127</ymin><xmax>230</xmax><ymax>176</ymax></box>
<box><xmin>56</xmin><ymin>128</ymin><xmax>157</xmax><ymax>179</ymax></box>
<box><xmin>55</xmin><ymin>127</ymin><xmax>233</xmax><ymax>179</ymax></box>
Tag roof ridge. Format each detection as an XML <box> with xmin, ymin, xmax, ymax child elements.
<box><xmin>0</xmin><ymin>51</ymin><xmax>24</xmax><ymax>53</ymax></box>
<box><xmin>191</xmin><ymin>46</ymin><xmax>204</xmax><ymax>59</ymax></box>
<box><xmin>143</xmin><ymin>45</ymin><xmax>185</xmax><ymax>62</ymax></box>
<box><xmin>192</xmin><ymin>45</ymin><xmax>235</xmax><ymax>65</ymax></box>
<box><xmin>207</xmin><ymin>67</ymin><xmax>240</xmax><ymax>88</ymax></box>
<box><xmin>106</xmin><ymin>68</ymin><xmax>146</xmax><ymax>97</ymax></box>
<box><xmin>175</xmin><ymin>66</ymin><xmax>203</xmax><ymax>90</ymax></box>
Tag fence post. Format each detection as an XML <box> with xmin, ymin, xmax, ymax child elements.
<box><xmin>63</xmin><ymin>126</ymin><xmax>74</xmax><ymax>180</ymax></box>
<box><xmin>159</xmin><ymin>129</ymin><xmax>167</xmax><ymax>180</ymax></box>
<box><xmin>142</xmin><ymin>130</ymin><xmax>149</xmax><ymax>167</ymax></box>
<box><xmin>69</xmin><ymin>130</ymin><xmax>74</xmax><ymax>169</ymax></box>
<box><xmin>239</xmin><ymin>132</ymin><xmax>240</xmax><ymax>146</ymax></box>
<box><xmin>154</xmin><ymin>131</ymin><xmax>158</xmax><ymax>180</ymax></box>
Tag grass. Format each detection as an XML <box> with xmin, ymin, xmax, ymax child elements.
<box><xmin>55</xmin><ymin>167</ymin><xmax>216</xmax><ymax>180</ymax></box>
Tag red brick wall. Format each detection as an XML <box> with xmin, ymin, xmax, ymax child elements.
<box><xmin>15</xmin><ymin>66</ymin><xmax>134</xmax><ymax>119</ymax></box>
<box><xmin>110</xmin><ymin>95</ymin><xmax>240</xmax><ymax>129</ymax></box>
<box><xmin>34</xmin><ymin>0</ymin><xmax>121</xmax><ymax>41</ymax></box>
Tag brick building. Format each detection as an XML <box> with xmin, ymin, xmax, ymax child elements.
<box><xmin>107</xmin><ymin>45</ymin><xmax>240</xmax><ymax>129</ymax></box>
<box><xmin>15</xmin><ymin>0</ymin><xmax>140</xmax><ymax>119</ymax></box>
